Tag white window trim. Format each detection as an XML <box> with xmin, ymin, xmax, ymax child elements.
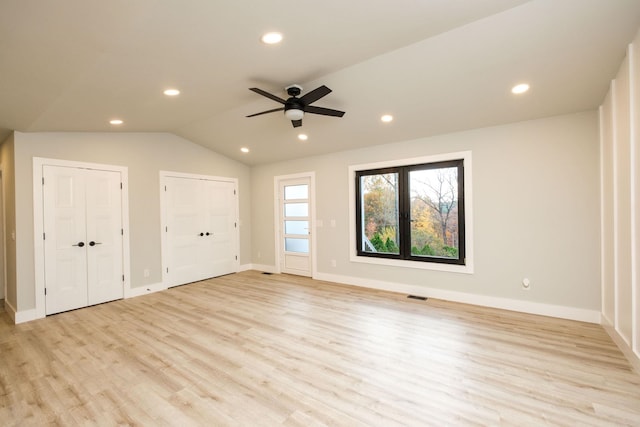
<box><xmin>348</xmin><ymin>151</ymin><xmax>474</xmax><ymax>274</ymax></box>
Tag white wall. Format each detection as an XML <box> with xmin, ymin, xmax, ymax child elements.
<box><xmin>600</xmin><ymin>29</ymin><xmax>640</xmax><ymax>371</ymax></box>
<box><xmin>251</xmin><ymin>111</ymin><xmax>601</xmax><ymax>321</ymax></box>
<box><xmin>10</xmin><ymin>132</ymin><xmax>251</xmax><ymax>315</ymax></box>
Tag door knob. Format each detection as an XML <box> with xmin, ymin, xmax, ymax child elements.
<box><xmin>89</xmin><ymin>241</ymin><xmax>102</xmax><ymax>247</ymax></box>
<box><xmin>206</xmin><ymin>232</ymin><xmax>210</xmax><ymax>236</ymax></box>
<box><xmin>73</xmin><ymin>241</ymin><xmax>85</xmax><ymax>247</ymax></box>
<box><xmin>199</xmin><ymin>232</ymin><xmax>204</xmax><ymax>236</ymax></box>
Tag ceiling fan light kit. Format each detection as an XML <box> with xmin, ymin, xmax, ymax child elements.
<box><xmin>247</xmin><ymin>84</ymin><xmax>345</xmax><ymax>128</ymax></box>
<box><xmin>284</xmin><ymin>108</ymin><xmax>304</xmax><ymax>121</ymax></box>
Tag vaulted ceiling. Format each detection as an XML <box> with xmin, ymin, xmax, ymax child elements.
<box><xmin>1</xmin><ymin>0</ymin><xmax>640</xmax><ymax>165</ymax></box>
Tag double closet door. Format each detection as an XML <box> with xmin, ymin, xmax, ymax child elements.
<box><xmin>43</xmin><ymin>166</ymin><xmax>124</xmax><ymax>315</ymax></box>
<box><xmin>163</xmin><ymin>175</ymin><xmax>238</xmax><ymax>287</ymax></box>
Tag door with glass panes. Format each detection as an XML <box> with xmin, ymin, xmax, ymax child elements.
<box><xmin>279</xmin><ymin>177</ymin><xmax>312</xmax><ymax>276</ymax></box>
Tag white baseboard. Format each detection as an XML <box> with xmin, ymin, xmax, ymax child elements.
<box><xmin>5</xmin><ymin>299</ymin><xmax>40</xmax><ymax>324</ymax></box>
<box><xmin>126</xmin><ymin>282</ymin><xmax>167</xmax><ymax>298</ymax></box>
<box><xmin>3</xmin><ymin>299</ymin><xmax>15</xmax><ymax>322</ymax></box>
<box><xmin>247</xmin><ymin>263</ymin><xmax>278</xmax><ymax>274</ymax></box>
<box><xmin>602</xmin><ymin>316</ymin><xmax>640</xmax><ymax>374</ymax></box>
<box><xmin>314</xmin><ymin>272</ymin><xmax>602</xmax><ymax>324</ymax></box>
<box><xmin>238</xmin><ymin>263</ymin><xmax>254</xmax><ymax>272</ymax></box>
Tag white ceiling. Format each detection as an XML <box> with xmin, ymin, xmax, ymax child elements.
<box><xmin>1</xmin><ymin>0</ymin><xmax>639</xmax><ymax>165</ymax></box>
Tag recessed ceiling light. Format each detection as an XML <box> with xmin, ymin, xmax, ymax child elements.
<box><xmin>511</xmin><ymin>83</ymin><xmax>530</xmax><ymax>94</ymax></box>
<box><xmin>164</xmin><ymin>89</ymin><xmax>180</xmax><ymax>96</ymax></box>
<box><xmin>261</xmin><ymin>32</ymin><xmax>283</xmax><ymax>45</ymax></box>
<box><xmin>109</xmin><ymin>119</ymin><xmax>123</xmax><ymax>125</ymax></box>
<box><xmin>240</xmin><ymin>147</ymin><xmax>250</xmax><ymax>153</ymax></box>
<box><xmin>381</xmin><ymin>114</ymin><xmax>393</xmax><ymax>123</ymax></box>
<box><xmin>298</xmin><ymin>134</ymin><xmax>308</xmax><ymax>141</ymax></box>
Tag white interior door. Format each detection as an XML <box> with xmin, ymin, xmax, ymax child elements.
<box><xmin>279</xmin><ymin>177</ymin><xmax>312</xmax><ymax>277</ymax></box>
<box><xmin>202</xmin><ymin>180</ymin><xmax>237</xmax><ymax>278</ymax></box>
<box><xmin>43</xmin><ymin>166</ymin><xmax>123</xmax><ymax>315</ymax></box>
<box><xmin>85</xmin><ymin>169</ymin><xmax>124</xmax><ymax>306</ymax></box>
<box><xmin>164</xmin><ymin>175</ymin><xmax>238</xmax><ymax>287</ymax></box>
<box><xmin>43</xmin><ymin>166</ymin><xmax>88</xmax><ymax>315</ymax></box>
<box><xmin>165</xmin><ymin>177</ymin><xmax>203</xmax><ymax>286</ymax></box>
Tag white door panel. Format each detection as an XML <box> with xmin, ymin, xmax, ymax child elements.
<box><xmin>205</xmin><ymin>180</ymin><xmax>236</xmax><ymax>278</ymax></box>
<box><xmin>44</xmin><ymin>166</ymin><xmax>88</xmax><ymax>315</ymax></box>
<box><xmin>166</xmin><ymin>177</ymin><xmax>202</xmax><ymax>285</ymax></box>
<box><xmin>85</xmin><ymin>169</ymin><xmax>123</xmax><ymax>305</ymax></box>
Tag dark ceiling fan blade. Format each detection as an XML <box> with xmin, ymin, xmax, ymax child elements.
<box><xmin>305</xmin><ymin>105</ymin><xmax>345</xmax><ymax>117</ymax></box>
<box><xmin>291</xmin><ymin>119</ymin><xmax>303</xmax><ymax>128</ymax></box>
<box><xmin>249</xmin><ymin>88</ymin><xmax>286</xmax><ymax>104</ymax></box>
<box><xmin>246</xmin><ymin>107</ymin><xmax>284</xmax><ymax>118</ymax></box>
<box><xmin>299</xmin><ymin>85</ymin><xmax>332</xmax><ymax>105</ymax></box>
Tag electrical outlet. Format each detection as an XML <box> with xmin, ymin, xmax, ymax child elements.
<box><xmin>331</xmin><ymin>259</ymin><xmax>337</xmax><ymax>267</ymax></box>
<box><xmin>143</xmin><ymin>269</ymin><xmax>150</xmax><ymax>278</ymax></box>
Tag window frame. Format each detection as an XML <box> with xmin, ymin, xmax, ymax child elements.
<box><xmin>349</xmin><ymin>151</ymin><xmax>473</xmax><ymax>274</ymax></box>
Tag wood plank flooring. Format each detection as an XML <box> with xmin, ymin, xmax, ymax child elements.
<box><xmin>1</xmin><ymin>271</ymin><xmax>639</xmax><ymax>426</ymax></box>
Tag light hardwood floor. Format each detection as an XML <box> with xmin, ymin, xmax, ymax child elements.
<box><xmin>1</xmin><ymin>271</ymin><xmax>639</xmax><ymax>426</ymax></box>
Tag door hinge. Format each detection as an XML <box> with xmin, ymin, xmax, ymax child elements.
<box><xmin>234</xmin><ymin>189</ymin><xmax>236</xmax><ymax>195</ymax></box>
<box><xmin>120</xmin><ymin>182</ymin><xmax>123</xmax><ymax>190</ymax></box>
<box><xmin>165</xmin><ymin>185</ymin><xmax>167</xmax><ymax>192</ymax></box>
<box><xmin>122</xmin><ymin>274</ymin><xmax>125</xmax><ymax>282</ymax></box>
<box><xmin>42</xmin><ymin>177</ymin><xmax>45</xmax><ymax>185</ymax></box>
<box><xmin>44</xmin><ymin>288</ymin><xmax>47</xmax><ymax>295</ymax></box>
<box><xmin>121</xmin><ymin>228</ymin><xmax>124</xmax><ymax>236</ymax></box>
<box><xmin>235</xmin><ymin>255</ymin><xmax>238</xmax><ymax>260</ymax></box>
<box><xmin>166</xmin><ymin>267</ymin><xmax>169</xmax><ymax>273</ymax></box>
<box><xmin>234</xmin><ymin>222</ymin><xmax>237</xmax><ymax>228</ymax></box>
<box><xmin>165</xmin><ymin>226</ymin><xmax>168</xmax><ymax>232</ymax></box>
<box><xmin>43</xmin><ymin>232</ymin><xmax>45</xmax><ymax>240</ymax></box>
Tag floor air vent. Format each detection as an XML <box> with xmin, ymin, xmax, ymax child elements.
<box><xmin>262</xmin><ymin>272</ymin><xmax>273</xmax><ymax>275</ymax></box>
<box><xmin>407</xmin><ymin>295</ymin><xmax>427</xmax><ymax>301</ymax></box>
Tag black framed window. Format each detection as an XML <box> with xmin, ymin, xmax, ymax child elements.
<box><xmin>355</xmin><ymin>159</ymin><xmax>465</xmax><ymax>265</ymax></box>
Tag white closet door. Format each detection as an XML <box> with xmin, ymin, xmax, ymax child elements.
<box><xmin>165</xmin><ymin>177</ymin><xmax>203</xmax><ymax>286</ymax></box>
<box><xmin>43</xmin><ymin>166</ymin><xmax>124</xmax><ymax>315</ymax></box>
<box><xmin>43</xmin><ymin>166</ymin><xmax>89</xmax><ymax>315</ymax></box>
<box><xmin>85</xmin><ymin>169</ymin><xmax>124</xmax><ymax>305</ymax></box>
<box><xmin>203</xmin><ymin>180</ymin><xmax>237</xmax><ymax>278</ymax></box>
<box><xmin>164</xmin><ymin>176</ymin><xmax>237</xmax><ymax>287</ymax></box>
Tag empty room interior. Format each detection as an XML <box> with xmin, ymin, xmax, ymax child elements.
<box><xmin>2</xmin><ymin>0</ymin><xmax>640</xmax><ymax>425</ymax></box>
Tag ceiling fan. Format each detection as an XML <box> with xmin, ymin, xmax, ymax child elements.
<box><xmin>246</xmin><ymin>84</ymin><xmax>345</xmax><ymax>128</ymax></box>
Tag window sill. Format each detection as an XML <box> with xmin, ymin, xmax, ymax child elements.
<box><xmin>350</xmin><ymin>253</ymin><xmax>474</xmax><ymax>274</ymax></box>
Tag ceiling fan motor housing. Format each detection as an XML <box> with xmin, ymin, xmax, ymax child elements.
<box><xmin>285</xmin><ymin>84</ymin><xmax>302</xmax><ymax>97</ymax></box>
<box><xmin>285</xmin><ymin>99</ymin><xmax>304</xmax><ymax>111</ymax></box>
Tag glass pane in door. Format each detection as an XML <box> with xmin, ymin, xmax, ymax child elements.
<box><xmin>285</xmin><ymin>220</ymin><xmax>309</xmax><ymax>235</ymax></box>
<box><xmin>285</xmin><ymin>238</ymin><xmax>309</xmax><ymax>253</ymax></box>
<box><xmin>284</xmin><ymin>203</ymin><xmax>308</xmax><ymax>217</ymax></box>
<box><xmin>284</xmin><ymin>185</ymin><xmax>308</xmax><ymax>200</ymax></box>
